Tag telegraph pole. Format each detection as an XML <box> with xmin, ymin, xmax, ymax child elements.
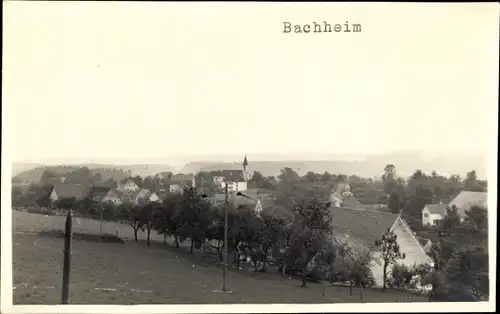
<box><xmin>213</xmin><ymin>182</ymin><xmax>232</xmax><ymax>293</ymax></box>
<box><xmin>61</xmin><ymin>209</ymin><xmax>73</xmax><ymax>304</ymax></box>
<box><xmin>222</xmin><ymin>182</ymin><xmax>229</xmax><ymax>292</ymax></box>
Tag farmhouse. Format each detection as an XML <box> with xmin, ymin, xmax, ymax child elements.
<box><xmin>169</xmin><ymin>174</ymin><xmax>196</xmax><ymax>193</ymax></box>
<box><xmin>101</xmin><ymin>189</ymin><xmax>123</xmax><ymax>205</ymax></box>
<box><xmin>328</xmin><ymin>206</ymin><xmax>433</xmax><ymax>287</ymax></box>
<box><xmin>448</xmin><ymin>191</ymin><xmax>488</xmax><ymax>218</ymax></box>
<box><xmin>116</xmin><ymin>179</ymin><xmax>140</xmax><ymax>193</ymax></box>
<box><xmin>49</xmin><ymin>184</ymin><xmax>89</xmax><ymax>202</ymax></box>
<box><xmin>421</xmin><ymin>203</ymin><xmax>448</xmax><ymax>226</ymax></box>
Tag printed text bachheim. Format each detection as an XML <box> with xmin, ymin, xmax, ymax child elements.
<box><xmin>283</xmin><ymin>21</ymin><xmax>362</xmax><ymax>34</ymax></box>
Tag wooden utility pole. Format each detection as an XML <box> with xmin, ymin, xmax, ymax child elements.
<box><xmin>61</xmin><ymin>209</ymin><xmax>73</xmax><ymax>304</ymax></box>
<box><xmin>223</xmin><ymin>182</ymin><xmax>229</xmax><ymax>292</ymax></box>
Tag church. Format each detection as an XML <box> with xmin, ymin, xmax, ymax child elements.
<box><xmin>212</xmin><ymin>156</ymin><xmax>252</xmax><ymax>192</ymax></box>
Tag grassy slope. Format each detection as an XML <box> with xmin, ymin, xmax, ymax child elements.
<box><xmin>12</xmin><ymin>212</ymin><xmax>426</xmax><ymax>304</ymax></box>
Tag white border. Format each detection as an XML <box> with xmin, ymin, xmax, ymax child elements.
<box><xmin>1</xmin><ymin>2</ymin><xmax>498</xmax><ymax>313</ymax></box>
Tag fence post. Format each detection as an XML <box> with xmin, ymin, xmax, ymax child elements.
<box><xmin>61</xmin><ymin>209</ymin><xmax>73</xmax><ymax>304</ymax></box>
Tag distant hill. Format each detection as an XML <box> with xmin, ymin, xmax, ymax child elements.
<box><xmin>12</xmin><ymin>151</ymin><xmax>487</xmax><ymax>183</ymax></box>
<box><xmin>178</xmin><ymin>152</ymin><xmax>487</xmax><ymax>179</ymax></box>
<box><xmin>12</xmin><ymin>164</ymin><xmax>175</xmax><ymax>183</ymax></box>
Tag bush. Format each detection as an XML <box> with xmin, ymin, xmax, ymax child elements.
<box><xmin>388</xmin><ymin>264</ymin><xmax>414</xmax><ymax>290</ymax></box>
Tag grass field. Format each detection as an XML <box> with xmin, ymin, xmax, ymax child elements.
<box><xmin>12</xmin><ymin>211</ymin><xmax>428</xmax><ymax>304</ymax></box>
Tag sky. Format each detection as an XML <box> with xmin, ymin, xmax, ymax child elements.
<box><xmin>3</xmin><ymin>2</ymin><xmax>499</xmax><ymax>164</ymax></box>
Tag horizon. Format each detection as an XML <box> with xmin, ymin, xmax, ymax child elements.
<box><xmin>12</xmin><ymin>149</ymin><xmax>489</xmax><ymax>166</ymax></box>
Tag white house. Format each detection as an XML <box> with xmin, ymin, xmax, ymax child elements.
<box><xmin>327</xmin><ymin>206</ymin><xmax>433</xmax><ymax>288</ymax></box>
<box><xmin>101</xmin><ymin>189</ymin><xmax>124</xmax><ymax>205</ymax></box>
<box><xmin>421</xmin><ymin>203</ymin><xmax>448</xmax><ymax>226</ymax></box>
<box><xmin>117</xmin><ymin>179</ymin><xmax>140</xmax><ymax>193</ymax></box>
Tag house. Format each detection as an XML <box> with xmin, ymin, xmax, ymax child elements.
<box><xmin>101</xmin><ymin>189</ymin><xmax>124</xmax><ymax>205</ymax></box>
<box><xmin>421</xmin><ymin>203</ymin><xmax>448</xmax><ymax>226</ymax></box>
<box><xmin>49</xmin><ymin>184</ymin><xmax>90</xmax><ymax>203</ymax></box>
<box><xmin>327</xmin><ymin>206</ymin><xmax>434</xmax><ymax>288</ymax></box>
<box><xmin>205</xmin><ymin>191</ymin><xmax>263</xmax><ymax>213</ymax></box>
<box><xmin>448</xmin><ymin>191</ymin><xmax>488</xmax><ymax>219</ymax></box>
<box><xmin>117</xmin><ymin>179</ymin><xmax>140</xmax><ymax>193</ymax></box>
<box><xmin>87</xmin><ymin>184</ymin><xmax>113</xmax><ymax>202</ymax></box>
<box><xmin>212</xmin><ymin>156</ymin><xmax>251</xmax><ymax>192</ymax></box>
<box><xmin>169</xmin><ymin>174</ymin><xmax>196</xmax><ymax>193</ymax></box>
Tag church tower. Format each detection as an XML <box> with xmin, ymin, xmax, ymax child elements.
<box><xmin>243</xmin><ymin>156</ymin><xmax>249</xmax><ymax>181</ymax></box>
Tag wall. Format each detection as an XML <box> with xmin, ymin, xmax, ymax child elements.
<box><xmin>422</xmin><ymin>207</ymin><xmax>443</xmax><ymax>226</ymax></box>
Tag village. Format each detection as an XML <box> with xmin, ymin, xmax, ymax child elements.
<box><xmin>11</xmin><ymin>155</ymin><xmax>489</xmax><ymax>303</ymax></box>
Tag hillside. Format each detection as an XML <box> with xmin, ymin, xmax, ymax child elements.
<box><xmin>12</xmin><ymin>164</ymin><xmax>175</xmax><ymax>183</ymax></box>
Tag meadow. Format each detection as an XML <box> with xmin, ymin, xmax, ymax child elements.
<box><xmin>12</xmin><ymin>211</ymin><xmax>427</xmax><ymax>304</ymax></box>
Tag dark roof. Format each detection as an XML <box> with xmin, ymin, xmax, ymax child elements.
<box><xmin>329</xmin><ymin>206</ymin><xmax>399</xmax><ymax>247</ymax></box>
<box><xmin>425</xmin><ymin>203</ymin><xmax>448</xmax><ymax>215</ymax></box>
<box><xmin>417</xmin><ymin>237</ymin><xmax>431</xmax><ymax>247</ymax></box>
<box><xmin>88</xmin><ymin>185</ymin><xmax>112</xmax><ymax>202</ymax></box>
<box><xmin>51</xmin><ymin>184</ymin><xmax>90</xmax><ymax>200</ymax></box>
<box><xmin>170</xmin><ymin>174</ymin><xmax>194</xmax><ymax>183</ymax></box>
<box><xmin>448</xmin><ymin>191</ymin><xmax>488</xmax><ymax>217</ymax></box>
<box><xmin>218</xmin><ymin>170</ymin><xmax>245</xmax><ymax>182</ymax></box>
<box><xmin>341</xmin><ymin>195</ymin><xmax>362</xmax><ymax>208</ymax></box>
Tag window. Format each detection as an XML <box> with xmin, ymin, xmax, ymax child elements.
<box><xmin>423</xmin><ymin>213</ymin><xmax>429</xmax><ymax>218</ymax></box>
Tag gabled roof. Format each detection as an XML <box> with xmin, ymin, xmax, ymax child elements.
<box><xmin>341</xmin><ymin>195</ymin><xmax>362</xmax><ymax>208</ymax></box>
<box><xmin>218</xmin><ymin>170</ymin><xmax>245</xmax><ymax>182</ymax></box>
<box><xmin>329</xmin><ymin>206</ymin><xmax>399</xmax><ymax>247</ymax></box>
<box><xmin>170</xmin><ymin>174</ymin><xmax>194</xmax><ymax>183</ymax></box>
<box><xmin>424</xmin><ymin>203</ymin><xmax>448</xmax><ymax>215</ymax></box>
<box><xmin>448</xmin><ymin>191</ymin><xmax>488</xmax><ymax>217</ymax></box>
<box><xmin>51</xmin><ymin>184</ymin><xmax>90</xmax><ymax>201</ymax></box>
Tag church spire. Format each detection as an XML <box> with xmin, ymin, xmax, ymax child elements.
<box><xmin>243</xmin><ymin>155</ymin><xmax>248</xmax><ymax>167</ymax></box>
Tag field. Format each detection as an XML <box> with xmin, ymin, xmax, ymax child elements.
<box><xmin>12</xmin><ymin>211</ymin><xmax>427</xmax><ymax>304</ymax></box>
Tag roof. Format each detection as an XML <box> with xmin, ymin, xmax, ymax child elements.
<box><xmin>341</xmin><ymin>195</ymin><xmax>362</xmax><ymax>208</ymax></box>
<box><xmin>51</xmin><ymin>184</ymin><xmax>90</xmax><ymax>200</ymax></box>
<box><xmin>424</xmin><ymin>203</ymin><xmax>448</xmax><ymax>215</ymax></box>
<box><xmin>218</xmin><ymin>170</ymin><xmax>245</xmax><ymax>182</ymax></box>
<box><xmin>170</xmin><ymin>174</ymin><xmax>194</xmax><ymax>183</ymax></box>
<box><xmin>448</xmin><ymin>191</ymin><xmax>488</xmax><ymax>217</ymax></box>
<box><xmin>417</xmin><ymin>237</ymin><xmax>431</xmax><ymax>247</ymax></box>
<box><xmin>88</xmin><ymin>185</ymin><xmax>112</xmax><ymax>202</ymax></box>
<box><xmin>328</xmin><ymin>206</ymin><xmax>400</xmax><ymax>247</ymax></box>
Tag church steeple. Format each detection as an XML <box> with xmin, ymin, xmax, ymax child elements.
<box><xmin>243</xmin><ymin>156</ymin><xmax>249</xmax><ymax>181</ymax></box>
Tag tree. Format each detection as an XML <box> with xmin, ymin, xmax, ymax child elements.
<box><xmin>140</xmin><ymin>201</ymin><xmax>160</xmax><ymax>246</ymax></box>
<box><xmin>375</xmin><ymin>229</ymin><xmax>406</xmax><ymax>290</ymax></box>
<box><xmin>118</xmin><ymin>202</ymin><xmax>142</xmax><ymax>242</ymax></box>
<box><xmin>387</xmin><ymin>192</ymin><xmax>401</xmax><ymax>214</ymax></box>
<box><xmin>283</xmin><ymin>199</ymin><xmax>333</xmax><ymax>287</ymax></box>
<box><xmin>153</xmin><ymin>193</ymin><xmax>183</xmax><ymax>246</ymax></box>
<box><xmin>445</xmin><ymin>245</ymin><xmax>489</xmax><ymax>300</ymax></box>
<box><xmin>177</xmin><ymin>187</ymin><xmax>213</xmax><ymax>253</ymax></box>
